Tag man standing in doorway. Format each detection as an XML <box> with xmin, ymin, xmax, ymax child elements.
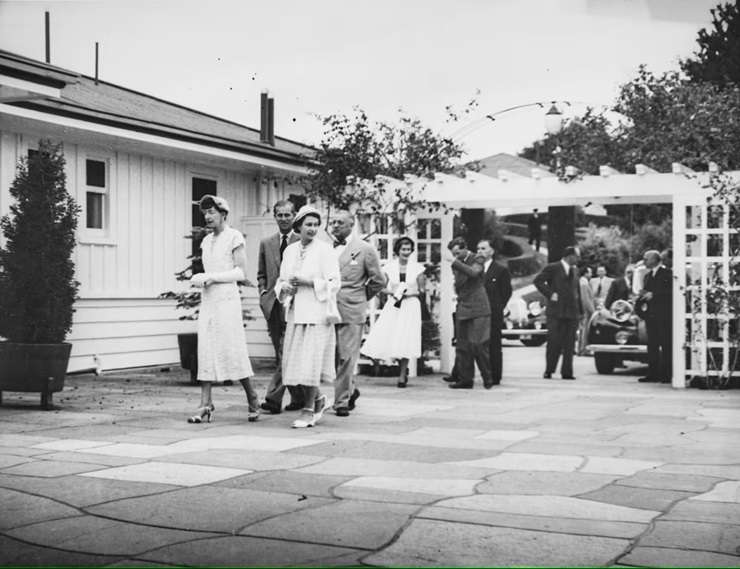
<box><xmin>331</xmin><ymin>211</ymin><xmax>386</xmax><ymax>417</ymax></box>
<box><xmin>527</xmin><ymin>209</ymin><xmax>542</xmax><ymax>252</ymax></box>
<box><xmin>534</xmin><ymin>246</ymin><xmax>582</xmax><ymax>380</ymax></box>
<box><xmin>590</xmin><ymin>265</ymin><xmax>614</xmax><ymax>310</ymax></box>
<box><xmin>258</xmin><ymin>200</ymin><xmax>302</xmax><ymax>414</ymax></box>
<box><xmin>446</xmin><ymin>237</ymin><xmax>494</xmax><ymax>389</ymax></box>
<box><xmin>638</xmin><ymin>250</ymin><xmax>673</xmax><ymax>384</ymax></box>
<box><xmin>477</xmin><ymin>238</ymin><xmax>512</xmax><ymax>386</ymax></box>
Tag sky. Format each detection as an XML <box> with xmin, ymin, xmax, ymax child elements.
<box><xmin>0</xmin><ymin>0</ymin><xmax>720</xmax><ymax>161</ymax></box>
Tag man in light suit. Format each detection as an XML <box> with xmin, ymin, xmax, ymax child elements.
<box><xmin>534</xmin><ymin>246</ymin><xmax>582</xmax><ymax>380</ymax></box>
<box><xmin>477</xmin><ymin>238</ymin><xmax>512</xmax><ymax>385</ymax></box>
<box><xmin>589</xmin><ymin>265</ymin><xmax>614</xmax><ymax>310</ymax></box>
<box><xmin>331</xmin><ymin>211</ymin><xmax>386</xmax><ymax>417</ymax></box>
<box><xmin>258</xmin><ymin>200</ymin><xmax>302</xmax><ymax>414</ymax></box>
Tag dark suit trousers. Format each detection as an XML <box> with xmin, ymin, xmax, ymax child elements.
<box><xmin>456</xmin><ymin>316</ymin><xmax>492</xmax><ymax>386</ymax></box>
<box><xmin>489</xmin><ymin>318</ymin><xmax>503</xmax><ymax>382</ymax></box>
<box><xmin>646</xmin><ymin>318</ymin><xmax>672</xmax><ymax>381</ymax></box>
<box><xmin>264</xmin><ymin>303</ymin><xmax>303</xmax><ymax>407</ymax></box>
<box><xmin>545</xmin><ymin>317</ymin><xmax>578</xmax><ymax>377</ymax></box>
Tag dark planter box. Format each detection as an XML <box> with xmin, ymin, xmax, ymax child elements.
<box><xmin>177</xmin><ymin>333</ymin><xmax>198</xmax><ymax>384</ymax></box>
<box><xmin>0</xmin><ymin>342</ymin><xmax>72</xmax><ymax>409</ymax></box>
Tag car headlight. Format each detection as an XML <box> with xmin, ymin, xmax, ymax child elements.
<box><xmin>505</xmin><ymin>320</ymin><xmax>514</xmax><ymax>329</ymax></box>
<box><xmin>528</xmin><ymin>301</ymin><xmax>542</xmax><ymax>316</ymax></box>
<box><xmin>534</xmin><ymin>321</ymin><xmax>543</xmax><ymax>330</ymax></box>
<box><xmin>611</xmin><ymin>299</ymin><xmax>633</xmax><ymax>323</ymax></box>
<box><xmin>615</xmin><ymin>330</ymin><xmax>631</xmax><ymax>345</ymax></box>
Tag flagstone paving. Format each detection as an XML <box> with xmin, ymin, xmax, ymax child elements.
<box><xmin>0</xmin><ymin>348</ymin><xmax>738</xmax><ymax>566</ymax></box>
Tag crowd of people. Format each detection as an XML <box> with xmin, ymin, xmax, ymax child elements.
<box><xmin>186</xmin><ymin>196</ymin><xmax>674</xmax><ymax>427</ymax></box>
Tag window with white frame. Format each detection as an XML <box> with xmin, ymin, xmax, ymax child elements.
<box><xmin>84</xmin><ymin>157</ymin><xmax>108</xmax><ymax>231</ymax></box>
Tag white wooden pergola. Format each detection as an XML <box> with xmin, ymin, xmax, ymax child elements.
<box><xmin>356</xmin><ymin>165</ymin><xmax>739</xmax><ymax>389</ymax></box>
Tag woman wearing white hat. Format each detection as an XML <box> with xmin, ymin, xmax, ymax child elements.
<box><xmin>187</xmin><ymin>194</ymin><xmax>259</xmax><ymax>424</ymax></box>
<box><xmin>276</xmin><ymin>205</ymin><xmax>340</xmax><ymax>428</ymax></box>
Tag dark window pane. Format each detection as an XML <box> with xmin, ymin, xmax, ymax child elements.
<box><xmin>430</xmin><ymin>218</ymin><xmax>441</xmax><ymax>239</ymax></box>
<box><xmin>86</xmin><ymin>159</ymin><xmax>106</xmax><ymax>187</ymax></box>
<box><xmin>417</xmin><ymin>247</ymin><xmax>427</xmax><ymax>263</ymax></box>
<box><xmin>416</xmin><ymin>219</ymin><xmax>427</xmax><ymax>240</ymax></box>
<box><xmin>27</xmin><ymin>149</ymin><xmax>38</xmax><ymax>160</ymax></box>
<box><xmin>192</xmin><ymin>177</ymin><xmax>217</xmax><ymax>202</ymax></box>
<box><xmin>86</xmin><ymin>192</ymin><xmax>103</xmax><ymax>229</ymax></box>
<box><xmin>431</xmin><ymin>243</ymin><xmax>441</xmax><ymax>263</ymax></box>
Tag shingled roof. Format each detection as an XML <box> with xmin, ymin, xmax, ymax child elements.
<box><xmin>476</xmin><ymin>152</ymin><xmax>555</xmax><ymax>178</ymax></box>
<box><xmin>0</xmin><ymin>49</ymin><xmax>315</xmax><ymax>167</ymax></box>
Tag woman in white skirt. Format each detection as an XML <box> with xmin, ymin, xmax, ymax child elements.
<box><xmin>187</xmin><ymin>195</ymin><xmax>258</xmax><ymax>423</ymax></box>
<box><xmin>276</xmin><ymin>205</ymin><xmax>340</xmax><ymax>428</ymax></box>
<box><xmin>361</xmin><ymin>236</ymin><xmax>426</xmax><ymax>387</ymax></box>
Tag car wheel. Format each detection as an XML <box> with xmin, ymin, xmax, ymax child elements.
<box><xmin>521</xmin><ymin>337</ymin><xmax>547</xmax><ymax>347</ymax></box>
<box><xmin>594</xmin><ymin>353</ymin><xmax>615</xmax><ymax>374</ymax></box>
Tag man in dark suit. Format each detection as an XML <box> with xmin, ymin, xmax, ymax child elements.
<box><xmin>604</xmin><ymin>264</ymin><xmax>635</xmax><ymax>310</ymax></box>
<box><xmin>638</xmin><ymin>250</ymin><xmax>673</xmax><ymax>384</ymax></box>
<box><xmin>477</xmin><ymin>238</ymin><xmax>512</xmax><ymax>385</ymax></box>
<box><xmin>534</xmin><ymin>246</ymin><xmax>582</xmax><ymax>380</ymax></box>
<box><xmin>445</xmin><ymin>237</ymin><xmax>494</xmax><ymax>389</ymax></box>
<box><xmin>258</xmin><ymin>200</ymin><xmax>302</xmax><ymax>414</ymax></box>
<box><xmin>527</xmin><ymin>209</ymin><xmax>542</xmax><ymax>252</ymax></box>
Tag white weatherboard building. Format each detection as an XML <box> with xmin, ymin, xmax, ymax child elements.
<box><xmin>0</xmin><ymin>50</ymin><xmax>312</xmax><ymax>372</ymax></box>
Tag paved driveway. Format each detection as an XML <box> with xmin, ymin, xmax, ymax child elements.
<box><xmin>1</xmin><ymin>346</ymin><xmax>738</xmax><ymax>567</ymax></box>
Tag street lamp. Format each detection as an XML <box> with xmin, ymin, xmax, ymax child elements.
<box><xmin>544</xmin><ymin>104</ymin><xmax>564</xmax><ymax>136</ymax></box>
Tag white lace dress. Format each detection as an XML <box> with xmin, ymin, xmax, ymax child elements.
<box><xmin>196</xmin><ymin>226</ymin><xmax>254</xmax><ymax>382</ymax></box>
<box><xmin>361</xmin><ymin>259</ymin><xmax>423</xmax><ymax>360</ymax></box>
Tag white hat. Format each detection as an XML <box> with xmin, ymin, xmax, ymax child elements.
<box><xmin>198</xmin><ymin>194</ymin><xmax>230</xmax><ymax>213</ymax></box>
<box><xmin>292</xmin><ymin>204</ymin><xmax>322</xmax><ymax>231</ymax></box>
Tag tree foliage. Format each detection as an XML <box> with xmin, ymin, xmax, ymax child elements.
<box><xmin>0</xmin><ymin>140</ymin><xmax>80</xmax><ymax>343</ymax></box>
<box><xmin>681</xmin><ymin>0</ymin><xmax>740</xmax><ymax>88</ymax></box>
<box><xmin>305</xmin><ymin>108</ymin><xmax>469</xmax><ymax>216</ymax></box>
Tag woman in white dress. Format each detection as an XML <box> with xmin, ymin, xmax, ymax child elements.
<box><xmin>276</xmin><ymin>205</ymin><xmax>340</xmax><ymax>428</ymax></box>
<box><xmin>361</xmin><ymin>236</ymin><xmax>426</xmax><ymax>387</ymax></box>
<box><xmin>187</xmin><ymin>195</ymin><xmax>258</xmax><ymax>423</ymax></box>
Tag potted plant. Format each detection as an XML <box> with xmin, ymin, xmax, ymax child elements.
<box><xmin>159</xmin><ymin>227</ymin><xmax>254</xmax><ymax>384</ymax></box>
<box><xmin>0</xmin><ymin>140</ymin><xmax>80</xmax><ymax>409</ymax></box>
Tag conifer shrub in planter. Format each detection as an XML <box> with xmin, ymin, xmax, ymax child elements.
<box><xmin>0</xmin><ymin>140</ymin><xmax>80</xmax><ymax>409</ymax></box>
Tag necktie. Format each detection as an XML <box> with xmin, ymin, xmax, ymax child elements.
<box><xmin>279</xmin><ymin>235</ymin><xmax>288</xmax><ymax>260</ymax></box>
<box><xmin>333</xmin><ymin>238</ymin><xmax>346</xmax><ymax>248</ymax></box>
<box><xmin>596</xmin><ymin>278</ymin><xmax>602</xmax><ymax>297</ymax></box>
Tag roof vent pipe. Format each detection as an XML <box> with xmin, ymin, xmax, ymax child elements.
<box><xmin>45</xmin><ymin>11</ymin><xmax>50</xmax><ymax>63</ymax></box>
<box><xmin>260</xmin><ymin>91</ymin><xmax>269</xmax><ymax>143</ymax></box>
<box><xmin>267</xmin><ymin>95</ymin><xmax>275</xmax><ymax>146</ymax></box>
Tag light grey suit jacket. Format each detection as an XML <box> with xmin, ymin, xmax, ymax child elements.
<box><xmin>257</xmin><ymin>231</ymin><xmax>299</xmax><ymax>319</ymax></box>
<box><xmin>336</xmin><ymin>238</ymin><xmax>385</xmax><ymax>324</ymax></box>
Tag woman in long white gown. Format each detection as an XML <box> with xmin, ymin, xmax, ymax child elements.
<box><xmin>187</xmin><ymin>195</ymin><xmax>258</xmax><ymax>424</ymax></box>
<box><xmin>361</xmin><ymin>236</ymin><xmax>426</xmax><ymax>388</ymax></box>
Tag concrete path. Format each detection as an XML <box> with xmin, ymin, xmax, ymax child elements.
<box><xmin>0</xmin><ymin>345</ymin><xmax>738</xmax><ymax>567</ymax></box>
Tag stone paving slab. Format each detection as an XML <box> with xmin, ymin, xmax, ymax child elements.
<box><xmin>579</xmin><ymin>484</ymin><xmax>695</xmax><ymax>511</ymax></box>
<box><xmin>664</xmin><ymin>499</ymin><xmax>740</xmax><ymax>524</ymax></box>
<box><xmin>623</xmin><ymin>444</ymin><xmax>740</xmax><ymax>464</ymax></box>
<box><xmin>0</xmin><ymin>453</ymin><xmax>35</xmax><ymax>469</ymax></box>
<box><xmin>295</xmin><ymin>456</ymin><xmax>495</xmax><ymax>479</ymax></box>
<box><xmin>691</xmin><ymin>480</ymin><xmax>740</xmax><ymax>503</ymax></box>
<box><xmin>614</xmin><ymin>470</ymin><xmax>720</xmax><ymax>492</ymax></box>
<box><xmin>140</xmin><ymin>535</ymin><xmax>362</xmax><ymax>567</ymax></box>
<box><xmin>1</xmin><ymin>459</ymin><xmax>107</xmax><ymax>477</ymax></box>
<box><xmin>33</xmin><ymin>438</ymin><xmax>115</xmax><ymax>451</ymax></box>
<box><xmin>447</xmin><ymin>451</ymin><xmax>584</xmax><ymax>472</ymax></box>
<box><xmin>478</xmin><ymin>470</ymin><xmax>618</xmax><ymax>496</ymax></box>
<box><xmin>216</xmin><ymin>470</ymin><xmax>350</xmax><ymax>498</ymax></box>
<box><xmin>37</xmin><ymin>451</ymin><xmax>147</xmax><ymax>467</ymax></box>
<box><xmin>638</xmin><ymin>520</ymin><xmax>740</xmax><ymax>555</ymax></box>
<box><xmin>365</xmin><ymin>518</ymin><xmax>630</xmax><ymax>567</ymax></box>
<box><xmin>619</xmin><ymin>545</ymin><xmax>740</xmax><ymax>567</ymax></box>
<box><xmin>242</xmin><ymin>499</ymin><xmax>418</xmax><ymax>550</ymax></box>
<box><xmin>339</xmin><ymin>475</ymin><xmax>478</xmax><ymax>496</ymax></box>
<box><xmin>156</xmin><ymin>449</ymin><xmax>324</xmax><ymax>471</ymax></box>
<box><xmin>0</xmin><ymin>472</ymin><xmax>178</xmax><ymax>507</ymax></box>
<box><xmin>321</xmin><ymin>427</ymin><xmax>521</xmax><ymax>451</ymax></box>
<box><xmin>580</xmin><ymin>456</ymin><xmax>663</xmax><ymax>476</ymax></box>
<box><xmin>655</xmin><ymin>463</ymin><xmax>740</xmax><ymax>480</ymax></box>
<box><xmin>5</xmin><ymin>515</ymin><xmax>217</xmax><ymax>556</ymax></box>
<box><xmin>0</xmin><ymin>487</ymin><xmax>80</xmax><ymax>530</ymax></box>
<box><xmin>0</xmin><ymin>445</ymin><xmax>52</xmax><ymax>457</ymax></box>
<box><xmin>81</xmin><ymin>461</ymin><xmax>250</xmax><ymax>486</ymax></box>
<box><xmin>0</xmin><ymin>534</ymin><xmax>122</xmax><ymax>567</ymax></box>
<box><xmin>88</xmin><ymin>486</ymin><xmax>336</xmax><ymax>533</ymax></box>
<box><xmin>417</xmin><ymin>506</ymin><xmax>648</xmax><ymax>539</ymax></box>
<box><xmin>435</xmin><ymin>494</ymin><xmax>660</xmax><ymax>523</ymax></box>
<box><xmin>505</xmin><ymin>440</ymin><xmax>625</xmax><ymax>457</ymax></box>
<box><xmin>332</xmin><ymin>484</ymin><xmax>444</xmax><ymax>505</ymax></box>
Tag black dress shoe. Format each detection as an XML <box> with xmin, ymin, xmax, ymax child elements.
<box><xmin>284</xmin><ymin>401</ymin><xmax>304</xmax><ymax>411</ymax></box>
<box><xmin>260</xmin><ymin>401</ymin><xmax>282</xmax><ymax>414</ymax></box>
<box><xmin>562</xmin><ymin>376</ymin><xmax>576</xmax><ymax>380</ymax></box>
<box><xmin>335</xmin><ymin>407</ymin><xmax>350</xmax><ymax>417</ymax></box>
<box><xmin>543</xmin><ymin>372</ymin><xmax>552</xmax><ymax>379</ymax></box>
<box><xmin>348</xmin><ymin>388</ymin><xmax>360</xmax><ymax>411</ymax></box>
<box><xmin>449</xmin><ymin>382</ymin><xmax>473</xmax><ymax>389</ymax></box>
<box><xmin>442</xmin><ymin>375</ymin><xmax>457</xmax><ymax>383</ymax></box>
<box><xmin>638</xmin><ymin>376</ymin><xmax>658</xmax><ymax>383</ymax></box>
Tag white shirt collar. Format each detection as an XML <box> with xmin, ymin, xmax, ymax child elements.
<box><xmin>561</xmin><ymin>259</ymin><xmax>571</xmax><ymax>274</ymax></box>
<box><xmin>484</xmin><ymin>258</ymin><xmax>492</xmax><ymax>272</ymax></box>
<box><xmin>652</xmin><ymin>264</ymin><xmax>664</xmax><ymax>276</ymax></box>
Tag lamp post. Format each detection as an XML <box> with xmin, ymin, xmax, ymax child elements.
<box><xmin>542</xmin><ymin>103</ymin><xmax>576</xmax><ymax>262</ymax></box>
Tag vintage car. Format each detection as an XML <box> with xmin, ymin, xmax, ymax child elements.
<box><xmin>586</xmin><ymin>299</ymin><xmax>648</xmax><ymax>374</ymax></box>
<box><xmin>503</xmin><ymin>296</ymin><xmax>548</xmax><ymax>347</ymax></box>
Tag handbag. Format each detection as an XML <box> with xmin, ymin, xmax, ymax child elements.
<box><xmin>326</xmin><ymin>296</ymin><xmax>341</xmax><ymax>324</ymax></box>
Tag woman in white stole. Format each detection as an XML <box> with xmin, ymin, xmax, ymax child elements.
<box><xmin>361</xmin><ymin>236</ymin><xmax>425</xmax><ymax>387</ymax></box>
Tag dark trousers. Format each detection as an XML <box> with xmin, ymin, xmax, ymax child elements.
<box><xmin>489</xmin><ymin>319</ymin><xmax>503</xmax><ymax>382</ymax></box>
<box><xmin>646</xmin><ymin>317</ymin><xmax>672</xmax><ymax>381</ymax></box>
<box><xmin>264</xmin><ymin>303</ymin><xmax>303</xmax><ymax>407</ymax></box>
<box><xmin>545</xmin><ymin>317</ymin><xmax>578</xmax><ymax>377</ymax></box>
<box><xmin>455</xmin><ymin>316</ymin><xmax>493</xmax><ymax>386</ymax></box>
<box><xmin>528</xmin><ymin>233</ymin><xmax>541</xmax><ymax>252</ymax></box>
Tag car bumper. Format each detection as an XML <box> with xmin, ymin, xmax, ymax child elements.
<box><xmin>586</xmin><ymin>344</ymin><xmax>647</xmax><ymax>354</ymax></box>
<box><xmin>503</xmin><ymin>329</ymin><xmax>548</xmax><ymax>338</ymax></box>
